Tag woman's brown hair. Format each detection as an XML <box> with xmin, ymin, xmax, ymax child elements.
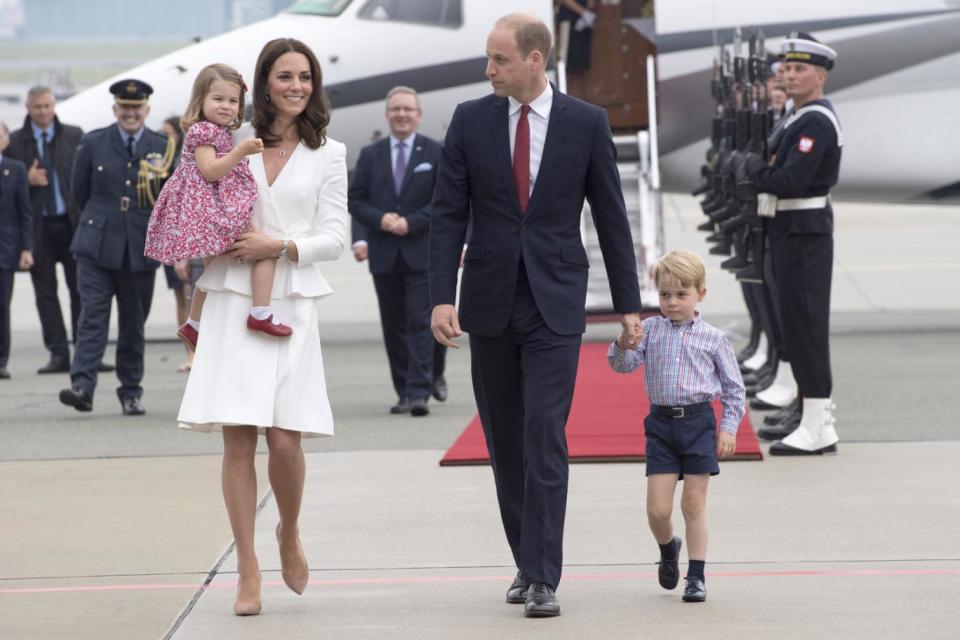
<box><xmin>252</xmin><ymin>38</ymin><xmax>331</xmax><ymax>150</ymax></box>
<box><xmin>180</xmin><ymin>64</ymin><xmax>246</xmax><ymax>133</ymax></box>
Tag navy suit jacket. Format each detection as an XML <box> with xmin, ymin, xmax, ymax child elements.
<box><xmin>0</xmin><ymin>157</ymin><xmax>33</xmax><ymax>270</ymax></box>
<box><xmin>70</xmin><ymin>124</ymin><xmax>166</xmax><ymax>272</ymax></box>
<box><xmin>429</xmin><ymin>88</ymin><xmax>641</xmax><ymax>337</ymax></box>
<box><xmin>348</xmin><ymin>134</ymin><xmax>442</xmax><ymax>275</ymax></box>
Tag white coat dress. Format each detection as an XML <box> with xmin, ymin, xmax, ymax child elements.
<box><xmin>177</xmin><ymin>125</ymin><xmax>348</xmax><ymax>436</ymax></box>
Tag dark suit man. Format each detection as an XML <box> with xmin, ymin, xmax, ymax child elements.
<box><xmin>58</xmin><ymin>79</ymin><xmax>166</xmax><ymax>416</ymax></box>
<box><xmin>5</xmin><ymin>86</ymin><xmax>84</xmax><ymax>374</ymax></box>
<box><xmin>352</xmin><ymin>216</ymin><xmax>450</xmax><ymax>403</ymax></box>
<box><xmin>0</xmin><ymin>123</ymin><xmax>35</xmax><ymax>379</ymax></box>
<box><xmin>430</xmin><ymin>14</ymin><xmax>642</xmax><ymax>617</ymax></box>
<box><xmin>349</xmin><ymin>87</ymin><xmax>443</xmax><ymax>416</ymax></box>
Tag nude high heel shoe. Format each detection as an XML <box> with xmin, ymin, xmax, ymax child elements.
<box><xmin>233</xmin><ymin>571</ymin><xmax>262</xmax><ymax>616</ymax></box>
<box><xmin>276</xmin><ymin>523</ymin><xmax>309</xmax><ymax>595</ymax></box>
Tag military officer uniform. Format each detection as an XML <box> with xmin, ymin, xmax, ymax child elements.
<box><xmin>744</xmin><ymin>33</ymin><xmax>841</xmax><ymax>455</ymax></box>
<box><xmin>59</xmin><ymin>79</ymin><xmax>169</xmax><ymax>415</ymax></box>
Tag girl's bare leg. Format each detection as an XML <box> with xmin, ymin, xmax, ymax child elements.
<box><xmin>187</xmin><ymin>257</ymin><xmax>213</xmax><ymax>322</ymax></box>
<box><xmin>250</xmin><ymin>258</ymin><xmax>277</xmax><ymax>308</ymax></box>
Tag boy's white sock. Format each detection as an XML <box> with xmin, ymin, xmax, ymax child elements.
<box><xmin>186</xmin><ymin>318</ymin><xmax>200</xmax><ymax>330</ymax></box>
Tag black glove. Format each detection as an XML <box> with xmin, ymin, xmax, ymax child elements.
<box><xmin>741</xmin><ymin>152</ymin><xmax>765</xmax><ymax>179</ymax></box>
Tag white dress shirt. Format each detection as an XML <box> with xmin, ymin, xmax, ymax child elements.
<box><xmin>507</xmin><ymin>82</ymin><xmax>553</xmax><ymax>198</ymax></box>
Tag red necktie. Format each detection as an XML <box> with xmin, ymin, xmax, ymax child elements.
<box><xmin>513</xmin><ymin>104</ymin><xmax>531</xmax><ymax>213</ymax></box>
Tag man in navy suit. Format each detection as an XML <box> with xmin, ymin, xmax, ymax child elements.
<box><xmin>430</xmin><ymin>14</ymin><xmax>642</xmax><ymax>617</ymax></box>
<box><xmin>349</xmin><ymin>86</ymin><xmax>443</xmax><ymax>416</ymax></box>
<box><xmin>0</xmin><ymin>122</ymin><xmax>35</xmax><ymax>379</ymax></box>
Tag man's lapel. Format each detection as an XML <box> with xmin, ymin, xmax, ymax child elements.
<box><xmin>399</xmin><ymin>134</ymin><xmax>423</xmax><ymax>195</ymax></box>
<box><xmin>526</xmin><ymin>89</ymin><xmax>566</xmax><ymax>218</ymax></box>
<box><xmin>492</xmin><ymin>97</ymin><xmax>522</xmax><ymax>217</ymax></box>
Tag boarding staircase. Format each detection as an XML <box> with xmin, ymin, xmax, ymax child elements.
<box><xmin>574</xmin><ymin>55</ymin><xmax>663</xmax><ymax>312</ymax></box>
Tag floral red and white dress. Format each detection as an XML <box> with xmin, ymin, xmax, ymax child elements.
<box><xmin>144</xmin><ymin>121</ymin><xmax>257</xmax><ymax>264</ymax></box>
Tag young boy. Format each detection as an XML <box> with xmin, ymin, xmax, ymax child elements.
<box><xmin>608</xmin><ymin>249</ymin><xmax>745</xmax><ymax>602</ymax></box>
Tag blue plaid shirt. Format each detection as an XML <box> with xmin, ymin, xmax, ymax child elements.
<box><xmin>608</xmin><ymin>313</ymin><xmax>746</xmax><ymax>434</ymax></box>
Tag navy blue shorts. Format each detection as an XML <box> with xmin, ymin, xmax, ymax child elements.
<box><xmin>644</xmin><ymin>407</ymin><xmax>720</xmax><ymax>479</ymax></box>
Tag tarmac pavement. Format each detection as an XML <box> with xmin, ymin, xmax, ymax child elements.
<box><xmin>0</xmin><ymin>194</ymin><xmax>958</xmax><ymax>639</ymax></box>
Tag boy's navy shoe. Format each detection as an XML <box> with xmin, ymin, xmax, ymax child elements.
<box><xmin>658</xmin><ymin>536</ymin><xmax>682</xmax><ymax>589</ymax></box>
<box><xmin>524</xmin><ymin>583</ymin><xmax>560</xmax><ymax>617</ymax></box>
<box><xmin>682</xmin><ymin>576</ymin><xmax>706</xmax><ymax>602</ymax></box>
<box><xmin>505</xmin><ymin>572</ymin><xmax>527</xmax><ymax>604</ymax></box>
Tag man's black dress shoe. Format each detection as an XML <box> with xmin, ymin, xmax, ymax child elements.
<box><xmin>390</xmin><ymin>398</ymin><xmax>411</xmax><ymax>414</ymax></box>
<box><xmin>410</xmin><ymin>398</ymin><xmax>429</xmax><ymax>417</ymax></box>
<box><xmin>682</xmin><ymin>576</ymin><xmax>706</xmax><ymax>602</ymax></box>
<box><xmin>0</xmin><ymin>368</ymin><xmax>10</xmax><ymax>380</ymax></box>
<box><xmin>431</xmin><ymin>375</ymin><xmax>448</xmax><ymax>402</ymax></box>
<box><xmin>97</xmin><ymin>362</ymin><xmax>116</xmax><ymax>373</ymax></box>
<box><xmin>658</xmin><ymin>536</ymin><xmax>682</xmax><ymax>589</ymax></box>
<box><xmin>120</xmin><ymin>396</ymin><xmax>146</xmax><ymax>416</ymax></box>
<box><xmin>505</xmin><ymin>572</ymin><xmax>527</xmax><ymax>604</ymax></box>
<box><xmin>59</xmin><ymin>387</ymin><xmax>93</xmax><ymax>412</ymax></box>
<box><xmin>37</xmin><ymin>359</ymin><xmax>70</xmax><ymax>374</ymax></box>
<box><xmin>524</xmin><ymin>583</ymin><xmax>560</xmax><ymax>618</ymax></box>
<box><xmin>757</xmin><ymin>412</ymin><xmax>800</xmax><ymax>440</ymax></box>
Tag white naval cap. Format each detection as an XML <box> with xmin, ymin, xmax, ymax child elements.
<box><xmin>779</xmin><ymin>32</ymin><xmax>837</xmax><ymax>70</ymax></box>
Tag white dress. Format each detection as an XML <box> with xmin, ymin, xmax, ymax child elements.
<box><xmin>177</xmin><ymin>125</ymin><xmax>348</xmax><ymax>436</ymax></box>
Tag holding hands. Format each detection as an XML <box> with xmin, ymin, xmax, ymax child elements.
<box><xmin>616</xmin><ymin>312</ymin><xmax>643</xmax><ymax>350</ymax></box>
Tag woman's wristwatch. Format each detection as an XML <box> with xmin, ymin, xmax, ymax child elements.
<box><xmin>277</xmin><ymin>239</ymin><xmax>289</xmax><ymax>260</ymax></box>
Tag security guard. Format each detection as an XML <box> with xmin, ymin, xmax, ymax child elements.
<box><xmin>742</xmin><ymin>33</ymin><xmax>841</xmax><ymax>455</ymax></box>
<box><xmin>59</xmin><ymin>79</ymin><xmax>169</xmax><ymax>415</ymax></box>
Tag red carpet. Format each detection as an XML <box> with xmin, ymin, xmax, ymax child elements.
<box><xmin>440</xmin><ymin>342</ymin><xmax>763</xmax><ymax>466</ymax></box>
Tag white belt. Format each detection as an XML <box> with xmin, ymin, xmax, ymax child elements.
<box><xmin>777</xmin><ymin>195</ymin><xmax>830</xmax><ymax>211</ymax></box>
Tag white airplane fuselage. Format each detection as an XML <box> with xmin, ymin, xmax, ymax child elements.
<box><xmin>56</xmin><ymin>0</ymin><xmax>960</xmax><ymax>202</ymax></box>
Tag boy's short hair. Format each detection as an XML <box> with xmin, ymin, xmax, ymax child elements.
<box><xmin>654</xmin><ymin>250</ymin><xmax>706</xmax><ymax>290</ymax></box>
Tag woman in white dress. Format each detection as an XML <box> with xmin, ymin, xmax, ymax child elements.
<box><xmin>177</xmin><ymin>38</ymin><xmax>348</xmax><ymax>616</ymax></box>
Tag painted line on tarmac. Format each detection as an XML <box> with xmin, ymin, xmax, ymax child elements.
<box><xmin>4</xmin><ymin>567</ymin><xmax>960</xmax><ymax>595</ymax></box>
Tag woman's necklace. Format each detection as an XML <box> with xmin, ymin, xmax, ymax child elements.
<box><xmin>276</xmin><ymin>128</ymin><xmax>298</xmax><ymax>158</ymax></box>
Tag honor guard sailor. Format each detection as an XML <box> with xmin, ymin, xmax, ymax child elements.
<box><xmin>58</xmin><ymin>79</ymin><xmax>172</xmax><ymax>415</ymax></box>
<box><xmin>742</xmin><ymin>32</ymin><xmax>842</xmax><ymax>455</ymax></box>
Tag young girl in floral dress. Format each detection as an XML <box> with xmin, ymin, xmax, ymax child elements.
<box><xmin>145</xmin><ymin>63</ymin><xmax>292</xmax><ymax>345</ymax></box>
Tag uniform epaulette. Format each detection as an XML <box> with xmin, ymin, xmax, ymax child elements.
<box><xmin>143</xmin><ymin>128</ymin><xmax>168</xmax><ymax>143</ymax></box>
<box><xmin>83</xmin><ymin>125</ymin><xmax>114</xmax><ymax>138</ymax></box>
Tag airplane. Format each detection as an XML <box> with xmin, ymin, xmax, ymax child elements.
<box><xmin>55</xmin><ymin>0</ymin><xmax>960</xmax><ymax>203</ymax></box>
<box><xmin>52</xmin><ymin>0</ymin><xmax>960</xmax><ymax>309</ymax></box>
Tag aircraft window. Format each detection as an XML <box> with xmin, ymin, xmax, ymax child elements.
<box><xmin>358</xmin><ymin>0</ymin><xmax>462</xmax><ymax>28</ymax></box>
<box><xmin>287</xmin><ymin>0</ymin><xmax>353</xmax><ymax>16</ymax></box>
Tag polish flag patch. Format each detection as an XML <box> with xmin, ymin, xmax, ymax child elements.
<box><xmin>798</xmin><ymin>136</ymin><xmax>815</xmax><ymax>154</ymax></box>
